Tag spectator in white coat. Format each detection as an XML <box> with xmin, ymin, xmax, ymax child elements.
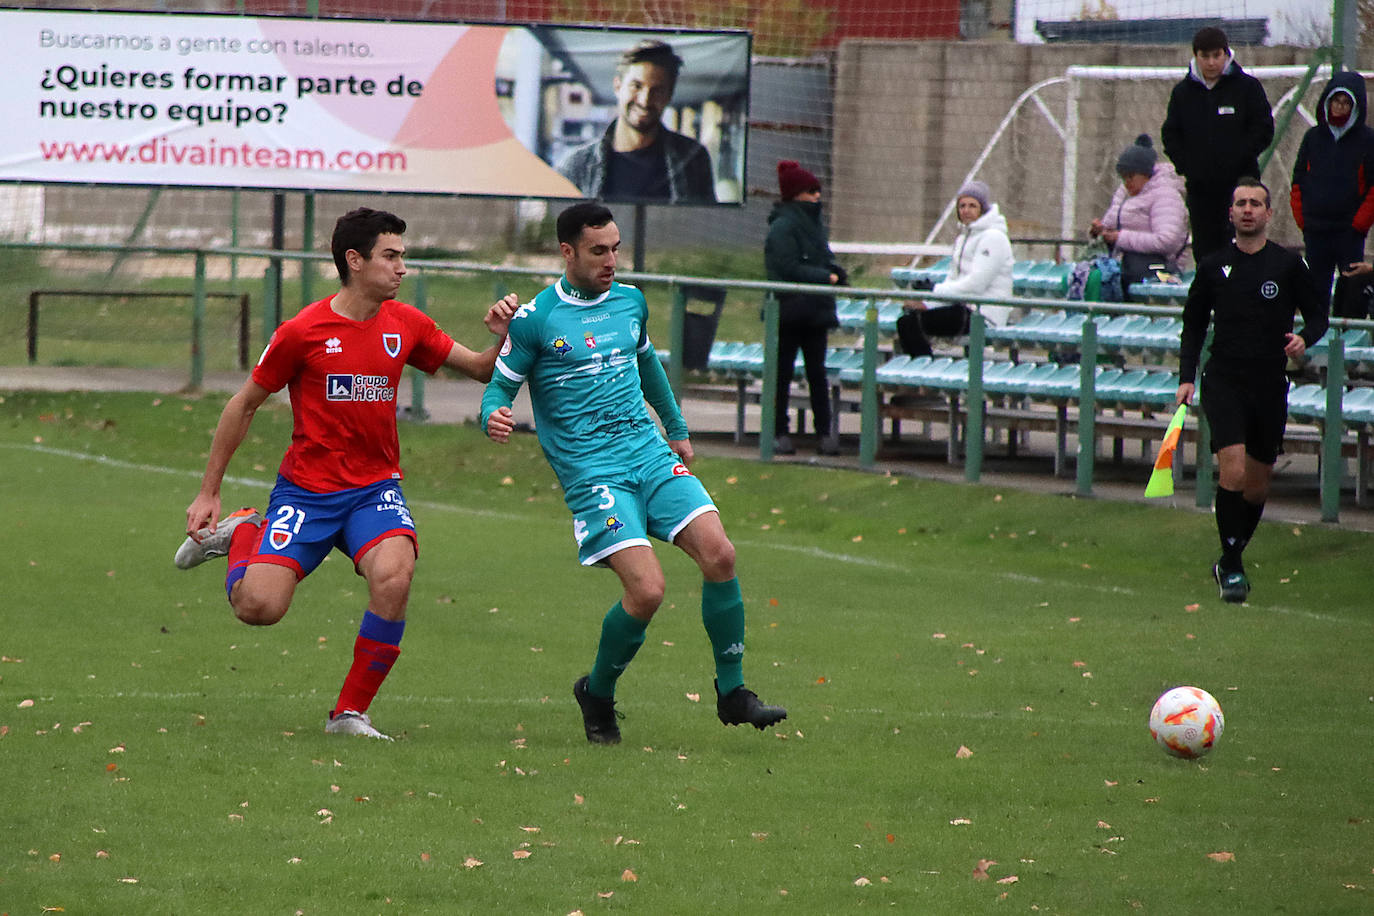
<box><xmin>896</xmin><ymin>180</ymin><xmax>1014</xmax><ymax>357</ymax></box>
<box><xmin>1090</xmin><ymin>134</ymin><xmax>1189</xmax><ymax>300</ymax></box>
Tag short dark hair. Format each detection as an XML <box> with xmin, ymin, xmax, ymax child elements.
<box><xmin>1232</xmin><ymin>176</ymin><xmax>1271</xmax><ymax>207</ymax></box>
<box><xmin>1192</xmin><ymin>26</ymin><xmax>1229</xmax><ymax>54</ymax></box>
<box><xmin>556</xmin><ymin>202</ymin><xmax>615</xmax><ymax>246</ymax></box>
<box><xmin>617</xmin><ymin>39</ymin><xmax>683</xmax><ymax>89</ymax></box>
<box><xmin>332</xmin><ymin>207</ymin><xmax>406</xmax><ymax>284</ymax></box>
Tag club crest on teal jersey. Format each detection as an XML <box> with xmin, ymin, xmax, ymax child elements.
<box><xmin>584</xmin><ymin>332</ymin><xmax>596</xmax><ymax>349</ymax></box>
<box><xmin>551</xmin><ymin>336</ymin><xmax>573</xmax><ymax>355</ymax></box>
<box><xmin>604</xmin><ymin>515</ymin><xmax>624</xmax><ymax>533</ymax></box>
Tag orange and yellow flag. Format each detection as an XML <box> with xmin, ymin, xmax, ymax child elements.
<box><xmin>1144</xmin><ymin>404</ymin><xmax>1188</xmax><ymax>498</ymax></box>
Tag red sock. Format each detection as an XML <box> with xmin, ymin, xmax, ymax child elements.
<box><xmin>332</xmin><ymin>636</ymin><xmax>402</xmax><ymax>717</ymax></box>
<box><xmin>224</xmin><ymin>519</ymin><xmax>264</xmax><ymax>600</ymax></box>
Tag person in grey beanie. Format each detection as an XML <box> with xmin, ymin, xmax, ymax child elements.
<box><xmin>1090</xmin><ymin>134</ymin><xmax>1189</xmax><ymax>299</ymax></box>
<box><xmin>896</xmin><ymin>179</ymin><xmax>1014</xmax><ymax>357</ymax></box>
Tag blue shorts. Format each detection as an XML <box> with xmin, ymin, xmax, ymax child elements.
<box><xmin>565</xmin><ymin>454</ymin><xmax>716</xmax><ymax>566</ymax></box>
<box><xmin>251</xmin><ymin>476</ymin><xmax>418</xmax><ymax>579</ymax></box>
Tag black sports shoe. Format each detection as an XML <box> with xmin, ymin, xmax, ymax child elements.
<box><xmin>573</xmin><ymin>675</ymin><xmax>622</xmax><ymax>745</ymax></box>
<box><xmin>1213</xmin><ymin>562</ymin><xmax>1250</xmax><ymax>604</ymax></box>
<box><xmin>715</xmin><ymin>679</ymin><xmax>788</xmax><ymax>730</ymax></box>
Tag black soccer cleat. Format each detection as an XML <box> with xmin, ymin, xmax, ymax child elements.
<box><xmin>1212</xmin><ymin>562</ymin><xmax>1251</xmax><ymax>604</ymax></box>
<box><xmin>573</xmin><ymin>675</ymin><xmax>622</xmax><ymax>745</ymax></box>
<box><xmin>715</xmin><ymin>679</ymin><xmax>788</xmax><ymax>730</ymax></box>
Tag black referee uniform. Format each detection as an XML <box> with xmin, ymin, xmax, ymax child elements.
<box><xmin>1180</xmin><ymin>240</ymin><xmax>1328</xmax><ymax>464</ymax></box>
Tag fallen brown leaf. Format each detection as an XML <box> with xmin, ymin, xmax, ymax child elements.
<box><xmin>972</xmin><ymin>859</ymin><xmax>997</xmax><ymax>881</ymax></box>
<box><xmin>1207</xmin><ymin>851</ymin><xmax>1235</xmax><ymax>863</ymax></box>
<box><xmin>621</xmin><ymin>868</ymin><xmax>638</xmax><ymax>882</ymax></box>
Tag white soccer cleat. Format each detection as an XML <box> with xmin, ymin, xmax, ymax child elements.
<box><xmin>174</xmin><ymin>508</ymin><xmax>262</xmax><ymax>570</ymax></box>
<box><xmin>325</xmin><ymin>710</ymin><xmax>393</xmax><ymax>741</ymax></box>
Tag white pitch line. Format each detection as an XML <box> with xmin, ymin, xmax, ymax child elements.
<box><xmin>7</xmin><ymin>443</ymin><xmax>1372</xmax><ymax>627</ymax></box>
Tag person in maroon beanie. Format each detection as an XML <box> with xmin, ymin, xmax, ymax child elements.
<box><xmin>763</xmin><ymin>159</ymin><xmax>844</xmax><ymax>456</ymax></box>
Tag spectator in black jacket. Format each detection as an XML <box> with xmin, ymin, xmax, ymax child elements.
<box><xmin>1290</xmin><ymin>70</ymin><xmax>1374</xmax><ymax>314</ymax></box>
<box><xmin>764</xmin><ymin>160</ymin><xmax>843</xmax><ymax>456</ymax></box>
<box><xmin>1162</xmin><ymin>26</ymin><xmax>1274</xmax><ymax>261</ymax></box>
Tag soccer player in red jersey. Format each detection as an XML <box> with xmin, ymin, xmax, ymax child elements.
<box><xmin>175</xmin><ymin>207</ymin><xmax>518</xmax><ymax>740</ymax></box>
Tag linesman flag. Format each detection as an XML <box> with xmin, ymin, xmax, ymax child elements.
<box><xmin>1144</xmin><ymin>404</ymin><xmax>1188</xmax><ymax>498</ymax></box>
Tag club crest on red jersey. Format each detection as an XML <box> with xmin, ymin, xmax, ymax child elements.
<box><xmin>382</xmin><ymin>333</ymin><xmax>401</xmax><ymax>358</ymax></box>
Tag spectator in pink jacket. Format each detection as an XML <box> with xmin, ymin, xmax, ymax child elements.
<box><xmin>1090</xmin><ymin>134</ymin><xmax>1190</xmax><ymax>301</ymax></box>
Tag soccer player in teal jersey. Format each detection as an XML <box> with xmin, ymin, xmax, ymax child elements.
<box><xmin>481</xmin><ymin>202</ymin><xmax>786</xmax><ymax>744</ymax></box>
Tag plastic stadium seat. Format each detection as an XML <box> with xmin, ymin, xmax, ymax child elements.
<box><xmin>986</xmin><ymin>310</ymin><xmax>1053</xmax><ymax>346</ymax></box>
<box><xmin>705</xmin><ymin>341</ymin><xmax>744</xmax><ymax>371</ymax></box>
<box><xmin>874</xmin><ymin>355</ymin><xmax>914</xmax><ymax>386</ymax></box>
<box><xmin>1097</xmin><ymin>369</ymin><xmax>1150</xmax><ymax>403</ymax></box>
<box><xmin>1035</xmin><ymin>313</ymin><xmax>1107</xmax><ymax>346</ymax></box>
<box><xmin>1136</xmin><ymin>371</ymin><xmax>1181</xmax><ymax>406</ymax></box>
<box><xmin>1035</xmin><ymin>364</ymin><xmax>1088</xmax><ymax>399</ymax></box>
<box><xmin>1286</xmin><ymin>384</ymin><xmax>1327</xmax><ymax>419</ymax></box>
<box><xmin>876</xmin><ymin>300</ymin><xmax>905</xmax><ymax>333</ymax></box>
<box><xmin>983</xmin><ymin>360</ymin><xmax>1041</xmax><ymax>395</ymax></box>
<box><xmin>907</xmin><ymin>356</ymin><xmax>954</xmax><ymax>387</ymax></box>
<box><xmin>1096</xmin><ymin>315</ymin><xmax>1151</xmax><ymax>349</ymax></box>
<box><xmin>1126</xmin><ymin>317</ymin><xmax>1182</xmax><ymax>352</ymax></box>
<box><xmin>1342</xmin><ymin>386</ymin><xmax>1374</xmax><ymax>423</ymax></box>
<box><xmin>931</xmin><ymin>358</ymin><xmax>971</xmax><ymax>390</ymax></box>
<box><xmin>825</xmin><ymin>348</ymin><xmax>865</xmax><ymax>375</ymax></box>
<box><xmin>835</xmin><ymin>297</ymin><xmax>866</xmax><ymax>328</ymax></box>
<box><xmin>889</xmin><ymin>267</ymin><xmax>917</xmax><ymax>289</ymax></box>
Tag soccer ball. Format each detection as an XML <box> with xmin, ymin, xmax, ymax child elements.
<box><xmin>1149</xmin><ymin>686</ymin><xmax>1224</xmax><ymax>759</ymax></box>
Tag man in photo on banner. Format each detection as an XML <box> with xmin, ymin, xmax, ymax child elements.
<box><xmin>556</xmin><ymin>39</ymin><xmax>717</xmax><ymax>204</ymax></box>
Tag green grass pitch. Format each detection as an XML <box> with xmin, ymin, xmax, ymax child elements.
<box><xmin>1</xmin><ymin>390</ymin><xmax>1371</xmax><ymax>913</ymax></box>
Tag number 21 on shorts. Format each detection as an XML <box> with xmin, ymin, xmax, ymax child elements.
<box><xmin>268</xmin><ymin>505</ymin><xmax>306</xmax><ymax>550</ymax></box>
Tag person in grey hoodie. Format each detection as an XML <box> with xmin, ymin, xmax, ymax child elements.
<box><xmin>1161</xmin><ymin>26</ymin><xmax>1274</xmax><ymax>261</ymax></box>
<box><xmin>763</xmin><ymin>160</ymin><xmax>843</xmax><ymax>456</ymax></box>
<box><xmin>1290</xmin><ymin>70</ymin><xmax>1374</xmax><ymax>313</ymax></box>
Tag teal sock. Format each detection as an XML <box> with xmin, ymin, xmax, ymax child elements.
<box><xmin>702</xmin><ymin>577</ymin><xmax>746</xmax><ymax>695</ymax></box>
<box><xmin>587</xmin><ymin>602</ymin><xmax>648</xmax><ymax>698</ymax></box>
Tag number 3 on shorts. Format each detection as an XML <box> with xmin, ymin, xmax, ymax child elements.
<box><xmin>590</xmin><ymin>484</ymin><xmax>615</xmax><ymax>509</ymax></box>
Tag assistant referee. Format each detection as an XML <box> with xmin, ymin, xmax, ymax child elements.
<box><xmin>1176</xmin><ymin>176</ymin><xmax>1328</xmax><ymax>603</ymax></box>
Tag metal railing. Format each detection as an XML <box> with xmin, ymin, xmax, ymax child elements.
<box><xmin>3</xmin><ymin>239</ymin><xmax>1371</xmax><ymax>522</ymax></box>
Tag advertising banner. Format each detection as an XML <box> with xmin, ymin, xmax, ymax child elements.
<box><xmin>2</xmin><ymin>10</ymin><xmax>750</xmax><ymax>204</ymax></box>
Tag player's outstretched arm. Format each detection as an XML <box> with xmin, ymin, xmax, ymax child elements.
<box><xmin>442</xmin><ymin>294</ymin><xmax>520</xmax><ymax>382</ymax></box>
<box><xmin>186</xmin><ymin>378</ymin><xmax>271</xmax><ymax>537</ymax></box>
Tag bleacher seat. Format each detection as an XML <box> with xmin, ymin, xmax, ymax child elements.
<box><xmin>1343</xmin><ymin>386</ymin><xmax>1374</xmax><ymax>423</ymax></box>
<box><xmin>890</xmin><ymin>257</ymin><xmax>951</xmax><ymax>290</ymax></box>
<box><xmin>1128</xmin><ymin>273</ymin><xmax>1192</xmax><ymax>303</ymax></box>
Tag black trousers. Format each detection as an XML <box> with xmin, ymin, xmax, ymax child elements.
<box><xmin>1303</xmin><ymin>228</ymin><xmax>1366</xmax><ymax>313</ymax></box>
<box><xmin>895</xmin><ymin>305</ymin><xmax>972</xmax><ymax>358</ymax></box>
<box><xmin>1186</xmin><ymin>187</ymin><xmax>1235</xmax><ymax>262</ymax></box>
<box><xmin>776</xmin><ymin>323</ymin><xmax>832</xmax><ymax>436</ymax></box>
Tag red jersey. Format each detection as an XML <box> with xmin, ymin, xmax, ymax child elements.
<box><xmin>252</xmin><ymin>296</ymin><xmax>454</xmax><ymax>492</ymax></box>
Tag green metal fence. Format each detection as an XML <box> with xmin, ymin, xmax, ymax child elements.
<box><xmin>4</xmin><ymin>240</ymin><xmax>1371</xmax><ymax>523</ymax></box>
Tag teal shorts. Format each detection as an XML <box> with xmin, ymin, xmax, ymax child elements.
<box><xmin>564</xmin><ymin>452</ymin><xmax>716</xmax><ymax>566</ymax></box>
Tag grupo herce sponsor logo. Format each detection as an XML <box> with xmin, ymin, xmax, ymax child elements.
<box><xmin>326</xmin><ymin>374</ymin><xmax>396</xmax><ymax>402</ymax></box>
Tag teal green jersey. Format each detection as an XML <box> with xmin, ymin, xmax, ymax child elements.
<box><xmin>481</xmin><ymin>277</ymin><xmax>689</xmax><ymax>486</ymax></box>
